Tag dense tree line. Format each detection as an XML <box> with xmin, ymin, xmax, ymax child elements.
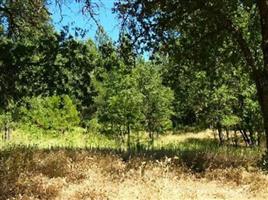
<box><xmin>0</xmin><ymin>0</ymin><xmax>174</xmax><ymax>147</ymax></box>
<box><xmin>0</xmin><ymin>0</ymin><xmax>267</xmax><ymax>148</ymax></box>
<box><xmin>115</xmin><ymin>0</ymin><xmax>268</xmax><ymax>148</ymax></box>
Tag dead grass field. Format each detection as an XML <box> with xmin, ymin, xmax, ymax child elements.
<box><xmin>1</xmin><ymin>130</ymin><xmax>268</xmax><ymax>200</ymax></box>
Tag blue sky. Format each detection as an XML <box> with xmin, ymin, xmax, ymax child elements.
<box><xmin>48</xmin><ymin>1</ymin><xmax>150</xmax><ymax>59</ymax></box>
<box><xmin>49</xmin><ymin>0</ymin><xmax>120</xmax><ymax>41</ymax></box>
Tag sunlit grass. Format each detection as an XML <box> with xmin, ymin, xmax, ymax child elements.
<box><xmin>0</xmin><ymin>128</ymin><xmax>264</xmax><ymax>170</ymax></box>
<box><xmin>0</xmin><ymin>127</ymin><xmax>120</xmax><ymax>149</ymax></box>
<box><xmin>1</xmin><ymin>128</ymin><xmax>267</xmax><ymax>199</ymax></box>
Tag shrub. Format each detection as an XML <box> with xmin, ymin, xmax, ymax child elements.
<box><xmin>0</xmin><ymin>107</ymin><xmax>16</xmax><ymax>140</ymax></box>
<box><xmin>259</xmin><ymin>151</ymin><xmax>268</xmax><ymax>171</ymax></box>
<box><xmin>20</xmin><ymin>95</ymin><xmax>80</xmax><ymax>132</ymax></box>
<box><xmin>84</xmin><ymin>118</ymin><xmax>101</xmax><ymax>133</ymax></box>
<box><xmin>0</xmin><ymin>112</ymin><xmax>13</xmax><ymax>130</ymax></box>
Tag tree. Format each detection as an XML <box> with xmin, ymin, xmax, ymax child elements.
<box><xmin>133</xmin><ymin>61</ymin><xmax>174</xmax><ymax>145</ymax></box>
<box><xmin>0</xmin><ymin>0</ymin><xmax>50</xmax><ymax>38</ymax></box>
<box><xmin>93</xmin><ymin>64</ymin><xmax>144</xmax><ymax>149</ymax></box>
<box><xmin>47</xmin><ymin>37</ymin><xmax>100</xmax><ymax>116</ymax></box>
<box><xmin>117</xmin><ymin>33</ymin><xmax>136</xmax><ymax>68</ymax></box>
<box><xmin>1</xmin><ymin>11</ymin><xmax>100</xmax><ymax>121</ymax></box>
<box><xmin>20</xmin><ymin>95</ymin><xmax>80</xmax><ymax>132</ymax></box>
<box><xmin>93</xmin><ymin>57</ymin><xmax>174</xmax><ymax>148</ymax></box>
<box><xmin>0</xmin><ymin>0</ymin><xmax>54</xmax><ymax>139</ymax></box>
<box><xmin>158</xmin><ymin>32</ymin><xmax>263</xmax><ymax>145</ymax></box>
<box><xmin>115</xmin><ymin>0</ymin><xmax>268</xmax><ymax>149</ymax></box>
<box><xmin>0</xmin><ymin>0</ymin><xmax>56</xmax><ymax>105</ymax></box>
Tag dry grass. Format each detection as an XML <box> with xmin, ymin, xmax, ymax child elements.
<box><xmin>0</xmin><ymin>130</ymin><xmax>267</xmax><ymax>199</ymax></box>
<box><xmin>1</xmin><ymin>147</ymin><xmax>268</xmax><ymax>200</ymax></box>
<box><xmin>156</xmin><ymin>129</ymin><xmax>214</xmax><ymax>145</ymax></box>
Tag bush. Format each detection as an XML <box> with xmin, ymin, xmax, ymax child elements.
<box><xmin>20</xmin><ymin>95</ymin><xmax>80</xmax><ymax>132</ymax></box>
<box><xmin>259</xmin><ymin>151</ymin><xmax>268</xmax><ymax>171</ymax></box>
<box><xmin>84</xmin><ymin>118</ymin><xmax>101</xmax><ymax>133</ymax></box>
<box><xmin>0</xmin><ymin>112</ymin><xmax>13</xmax><ymax>129</ymax></box>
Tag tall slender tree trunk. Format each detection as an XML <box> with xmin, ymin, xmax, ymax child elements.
<box><xmin>239</xmin><ymin>129</ymin><xmax>249</xmax><ymax>146</ymax></box>
<box><xmin>3</xmin><ymin>123</ymin><xmax>11</xmax><ymax>141</ymax></box>
<box><xmin>261</xmin><ymin>96</ymin><xmax>268</xmax><ymax>148</ymax></box>
<box><xmin>234</xmin><ymin>130</ymin><xmax>238</xmax><ymax>147</ymax></box>
<box><xmin>249</xmin><ymin>129</ymin><xmax>256</xmax><ymax>146</ymax></box>
<box><xmin>226</xmin><ymin>129</ymin><xmax>230</xmax><ymax>143</ymax></box>
<box><xmin>127</xmin><ymin>124</ymin><xmax>131</xmax><ymax>151</ymax></box>
<box><xmin>217</xmin><ymin>124</ymin><xmax>224</xmax><ymax>145</ymax></box>
<box><xmin>257</xmin><ymin>0</ymin><xmax>268</xmax><ymax>150</ymax></box>
<box><xmin>222</xmin><ymin>1</ymin><xmax>268</xmax><ymax>150</ymax></box>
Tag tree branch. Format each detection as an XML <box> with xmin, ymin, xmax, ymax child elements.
<box><xmin>220</xmin><ymin>15</ymin><xmax>258</xmax><ymax>75</ymax></box>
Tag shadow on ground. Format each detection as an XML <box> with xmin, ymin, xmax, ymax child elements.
<box><xmin>0</xmin><ymin>138</ymin><xmax>264</xmax><ymax>199</ymax></box>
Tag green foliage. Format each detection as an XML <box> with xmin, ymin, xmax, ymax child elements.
<box><xmin>95</xmin><ymin>27</ymin><xmax>119</xmax><ymax>72</ymax></box>
<box><xmin>0</xmin><ymin>0</ymin><xmax>56</xmax><ymax>111</ymax></box>
<box><xmin>115</xmin><ymin>0</ymin><xmax>268</xmax><ymax>147</ymax></box>
<box><xmin>133</xmin><ymin>62</ymin><xmax>174</xmax><ymax>135</ymax></box>
<box><xmin>0</xmin><ymin>0</ymin><xmax>267</xmax><ymax>151</ymax></box>
<box><xmin>20</xmin><ymin>95</ymin><xmax>80</xmax><ymax>132</ymax></box>
<box><xmin>0</xmin><ymin>112</ymin><xmax>13</xmax><ymax>130</ymax></box>
<box><xmin>0</xmin><ymin>101</ymin><xmax>17</xmax><ymax>132</ymax></box>
<box><xmin>117</xmin><ymin>34</ymin><xmax>136</xmax><ymax>67</ymax></box>
<box><xmin>94</xmin><ymin>64</ymin><xmax>144</xmax><ymax>136</ymax></box>
<box><xmin>0</xmin><ymin>0</ymin><xmax>51</xmax><ymax>38</ymax></box>
<box><xmin>221</xmin><ymin>115</ymin><xmax>241</xmax><ymax>128</ymax></box>
<box><xmin>160</xmin><ymin>43</ymin><xmax>263</xmax><ymax>139</ymax></box>
<box><xmin>0</xmin><ymin>1</ymin><xmax>99</xmax><ymax>118</ymax></box>
<box><xmin>93</xmin><ymin>59</ymin><xmax>174</xmax><ymax>146</ymax></box>
<box><xmin>259</xmin><ymin>150</ymin><xmax>268</xmax><ymax>171</ymax></box>
<box><xmin>84</xmin><ymin>118</ymin><xmax>101</xmax><ymax>134</ymax></box>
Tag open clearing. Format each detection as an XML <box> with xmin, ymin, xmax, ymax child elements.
<box><xmin>1</xmin><ymin>130</ymin><xmax>268</xmax><ymax>200</ymax></box>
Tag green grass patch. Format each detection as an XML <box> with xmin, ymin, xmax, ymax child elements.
<box><xmin>0</xmin><ymin>129</ymin><xmax>264</xmax><ymax>171</ymax></box>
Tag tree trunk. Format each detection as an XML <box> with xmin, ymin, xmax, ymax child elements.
<box><xmin>136</xmin><ymin>131</ymin><xmax>141</xmax><ymax>152</ymax></box>
<box><xmin>3</xmin><ymin>123</ymin><xmax>11</xmax><ymax>141</ymax></box>
<box><xmin>217</xmin><ymin>125</ymin><xmax>224</xmax><ymax>145</ymax></box>
<box><xmin>239</xmin><ymin>129</ymin><xmax>249</xmax><ymax>146</ymax></box>
<box><xmin>213</xmin><ymin>128</ymin><xmax>217</xmax><ymax>140</ymax></box>
<box><xmin>127</xmin><ymin>124</ymin><xmax>131</xmax><ymax>151</ymax></box>
<box><xmin>151</xmin><ymin>132</ymin><xmax>154</xmax><ymax>148</ymax></box>
<box><xmin>233</xmin><ymin>130</ymin><xmax>238</xmax><ymax>147</ymax></box>
<box><xmin>262</xmin><ymin>97</ymin><xmax>268</xmax><ymax>148</ymax></box>
<box><xmin>254</xmin><ymin>50</ymin><xmax>268</xmax><ymax>149</ymax></box>
<box><xmin>257</xmin><ymin>0</ymin><xmax>268</xmax><ymax>150</ymax></box>
<box><xmin>226</xmin><ymin>129</ymin><xmax>230</xmax><ymax>143</ymax></box>
<box><xmin>249</xmin><ymin>129</ymin><xmax>256</xmax><ymax>146</ymax></box>
<box><xmin>257</xmin><ymin>131</ymin><xmax>261</xmax><ymax>146</ymax></box>
<box><xmin>148</xmin><ymin>131</ymin><xmax>153</xmax><ymax>147</ymax></box>
<box><xmin>222</xmin><ymin>0</ymin><xmax>268</xmax><ymax>151</ymax></box>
